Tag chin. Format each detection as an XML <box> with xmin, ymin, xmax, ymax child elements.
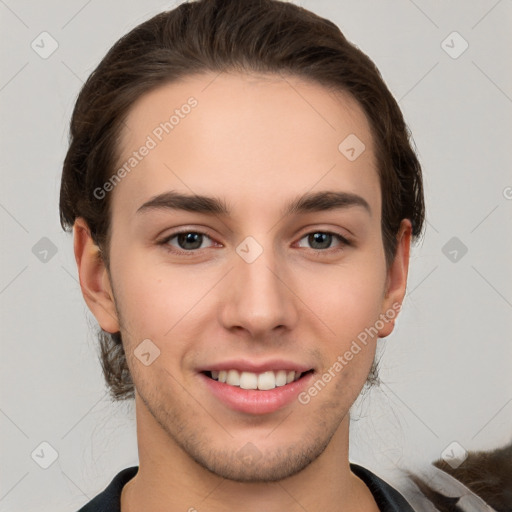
<box><xmin>191</xmin><ymin>441</ymin><xmax>329</xmax><ymax>483</ymax></box>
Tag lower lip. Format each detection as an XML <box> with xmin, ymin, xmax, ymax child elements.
<box><xmin>199</xmin><ymin>372</ymin><xmax>315</xmax><ymax>415</ymax></box>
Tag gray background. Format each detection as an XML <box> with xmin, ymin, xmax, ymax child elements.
<box><xmin>1</xmin><ymin>1</ymin><xmax>511</xmax><ymax>510</ymax></box>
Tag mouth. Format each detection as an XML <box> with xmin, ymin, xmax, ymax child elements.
<box><xmin>202</xmin><ymin>369</ymin><xmax>315</xmax><ymax>391</ymax></box>
<box><xmin>199</xmin><ymin>365</ymin><xmax>316</xmax><ymax>415</ymax></box>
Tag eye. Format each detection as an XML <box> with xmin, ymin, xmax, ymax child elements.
<box><xmin>159</xmin><ymin>231</ymin><xmax>217</xmax><ymax>253</ymax></box>
<box><xmin>296</xmin><ymin>231</ymin><xmax>350</xmax><ymax>251</ymax></box>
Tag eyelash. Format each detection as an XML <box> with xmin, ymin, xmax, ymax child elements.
<box><xmin>157</xmin><ymin>229</ymin><xmax>352</xmax><ymax>256</ymax></box>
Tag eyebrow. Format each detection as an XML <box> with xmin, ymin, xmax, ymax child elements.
<box><xmin>136</xmin><ymin>190</ymin><xmax>372</xmax><ymax>218</ymax></box>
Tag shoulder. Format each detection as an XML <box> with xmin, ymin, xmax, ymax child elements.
<box><xmin>350</xmin><ymin>463</ymin><xmax>415</xmax><ymax>512</ymax></box>
<box><xmin>75</xmin><ymin>466</ymin><xmax>138</xmax><ymax>512</ymax></box>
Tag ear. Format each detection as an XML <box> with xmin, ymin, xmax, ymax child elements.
<box><xmin>73</xmin><ymin>217</ymin><xmax>120</xmax><ymax>334</ymax></box>
<box><xmin>378</xmin><ymin>219</ymin><xmax>412</xmax><ymax>338</ymax></box>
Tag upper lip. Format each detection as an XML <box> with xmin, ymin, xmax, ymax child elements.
<box><xmin>197</xmin><ymin>359</ymin><xmax>314</xmax><ymax>374</ymax></box>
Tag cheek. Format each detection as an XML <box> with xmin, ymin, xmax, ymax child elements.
<box><xmin>300</xmin><ymin>260</ymin><xmax>386</xmax><ymax>337</ymax></box>
<box><xmin>112</xmin><ymin>253</ymin><xmax>218</xmax><ymax>347</ymax></box>
<box><xmin>112</xmin><ymin>228</ymin><xmax>387</xmax><ymax>350</ymax></box>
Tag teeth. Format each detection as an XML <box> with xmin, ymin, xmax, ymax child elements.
<box><xmin>226</xmin><ymin>369</ymin><xmax>240</xmax><ymax>386</ymax></box>
<box><xmin>275</xmin><ymin>370</ymin><xmax>287</xmax><ymax>386</ymax></box>
<box><xmin>257</xmin><ymin>371</ymin><xmax>276</xmax><ymax>390</ymax></box>
<box><xmin>240</xmin><ymin>371</ymin><xmax>258</xmax><ymax>389</ymax></box>
<box><xmin>209</xmin><ymin>369</ymin><xmax>304</xmax><ymax>390</ymax></box>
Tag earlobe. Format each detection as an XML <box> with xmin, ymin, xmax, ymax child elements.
<box><xmin>378</xmin><ymin>219</ymin><xmax>412</xmax><ymax>338</ymax></box>
<box><xmin>73</xmin><ymin>217</ymin><xmax>120</xmax><ymax>334</ymax></box>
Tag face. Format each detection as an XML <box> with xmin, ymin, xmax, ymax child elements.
<box><xmin>77</xmin><ymin>72</ymin><xmax>410</xmax><ymax>482</ymax></box>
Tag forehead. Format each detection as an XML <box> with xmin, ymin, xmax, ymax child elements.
<box><xmin>112</xmin><ymin>71</ymin><xmax>380</xmax><ymax>220</ymax></box>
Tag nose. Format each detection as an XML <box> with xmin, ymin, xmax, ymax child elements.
<box><xmin>219</xmin><ymin>240</ymin><xmax>299</xmax><ymax>339</ymax></box>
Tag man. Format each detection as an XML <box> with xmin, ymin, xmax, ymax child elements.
<box><xmin>60</xmin><ymin>1</ymin><xmax>425</xmax><ymax>510</ymax></box>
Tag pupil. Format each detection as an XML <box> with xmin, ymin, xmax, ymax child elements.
<box><xmin>179</xmin><ymin>233</ymin><xmax>202</xmax><ymax>250</ymax></box>
<box><xmin>310</xmin><ymin>232</ymin><xmax>331</xmax><ymax>249</ymax></box>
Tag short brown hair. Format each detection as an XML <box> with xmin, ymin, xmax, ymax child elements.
<box><xmin>60</xmin><ymin>0</ymin><xmax>425</xmax><ymax>401</ymax></box>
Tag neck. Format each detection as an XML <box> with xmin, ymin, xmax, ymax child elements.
<box><xmin>121</xmin><ymin>394</ymin><xmax>379</xmax><ymax>512</ymax></box>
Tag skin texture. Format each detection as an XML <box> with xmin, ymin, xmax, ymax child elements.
<box><xmin>73</xmin><ymin>72</ymin><xmax>411</xmax><ymax>512</ymax></box>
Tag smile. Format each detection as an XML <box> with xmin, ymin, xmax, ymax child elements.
<box><xmin>200</xmin><ymin>365</ymin><xmax>316</xmax><ymax>414</ymax></box>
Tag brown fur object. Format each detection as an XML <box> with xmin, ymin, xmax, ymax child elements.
<box><xmin>410</xmin><ymin>442</ymin><xmax>512</xmax><ymax>512</ymax></box>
